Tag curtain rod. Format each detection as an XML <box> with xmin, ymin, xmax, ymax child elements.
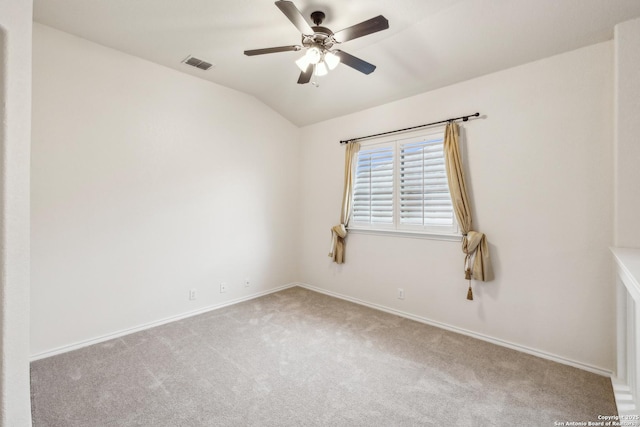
<box><xmin>339</xmin><ymin>112</ymin><xmax>480</xmax><ymax>144</ymax></box>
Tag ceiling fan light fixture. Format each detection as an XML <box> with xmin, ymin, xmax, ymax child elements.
<box><xmin>305</xmin><ymin>46</ymin><xmax>322</xmax><ymax>65</ymax></box>
<box><xmin>314</xmin><ymin>61</ymin><xmax>328</xmax><ymax>77</ymax></box>
<box><xmin>324</xmin><ymin>51</ymin><xmax>340</xmax><ymax>70</ymax></box>
<box><xmin>295</xmin><ymin>55</ymin><xmax>311</xmax><ymax>72</ymax></box>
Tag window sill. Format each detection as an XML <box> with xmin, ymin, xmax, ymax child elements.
<box><xmin>347</xmin><ymin>227</ymin><xmax>462</xmax><ymax>242</ymax></box>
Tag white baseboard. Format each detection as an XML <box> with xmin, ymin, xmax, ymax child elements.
<box><xmin>30</xmin><ymin>283</ymin><xmax>298</xmax><ymax>361</ymax></box>
<box><xmin>31</xmin><ymin>281</ymin><xmax>615</xmax><ymax>379</ymax></box>
<box><xmin>295</xmin><ymin>282</ymin><xmax>614</xmax><ymax>378</ymax></box>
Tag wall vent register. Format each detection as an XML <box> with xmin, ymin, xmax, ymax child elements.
<box><xmin>182</xmin><ymin>55</ymin><xmax>214</xmax><ymax>71</ymax></box>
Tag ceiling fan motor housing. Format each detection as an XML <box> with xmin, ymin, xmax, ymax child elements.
<box><xmin>303</xmin><ymin>25</ymin><xmax>335</xmax><ymax>50</ymax></box>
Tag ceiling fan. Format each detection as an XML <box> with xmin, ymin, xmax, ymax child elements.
<box><xmin>244</xmin><ymin>1</ymin><xmax>389</xmax><ymax>84</ymax></box>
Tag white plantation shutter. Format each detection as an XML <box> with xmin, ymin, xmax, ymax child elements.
<box><xmin>399</xmin><ymin>136</ymin><xmax>454</xmax><ymax>228</ymax></box>
<box><xmin>352</xmin><ymin>145</ymin><xmax>394</xmax><ymax>225</ymax></box>
<box><xmin>349</xmin><ymin>129</ymin><xmax>457</xmax><ymax>236</ymax></box>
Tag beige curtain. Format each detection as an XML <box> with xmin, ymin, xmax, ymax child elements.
<box><xmin>443</xmin><ymin>122</ymin><xmax>492</xmax><ymax>299</ymax></box>
<box><xmin>329</xmin><ymin>141</ymin><xmax>360</xmax><ymax>264</ymax></box>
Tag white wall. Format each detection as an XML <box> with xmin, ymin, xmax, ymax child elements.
<box><xmin>0</xmin><ymin>1</ymin><xmax>33</xmax><ymax>425</ymax></box>
<box><xmin>614</xmin><ymin>17</ymin><xmax>640</xmax><ymax>248</ymax></box>
<box><xmin>31</xmin><ymin>21</ymin><xmax>618</xmax><ymax>375</ymax></box>
<box><xmin>299</xmin><ymin>42</ymin><xmax>615</xmax><ymax>372</ymax></box>
<box><xmin>31</xmin><ymin>24</ymin><xmax>300</xmax><ymax>356</ymax></box>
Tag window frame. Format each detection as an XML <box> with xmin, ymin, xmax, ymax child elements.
<box><xmin>348</xmin><ymin>127</ymin><xmax>460</xmax><ymax>241</ymax></box>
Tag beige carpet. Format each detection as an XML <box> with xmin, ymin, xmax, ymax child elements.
<box><xmin>31</xmin><ymin>286</ymin><xmax>617</xmax><ymax>426</ymax></box>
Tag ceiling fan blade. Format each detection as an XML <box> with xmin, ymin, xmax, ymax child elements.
<box><xmin>297</xmin><ymin>65</ymin><xmax>313</xmax><ymax>84</ymax></box>
<box><xmin>244</xmin><ymin>45</ymin><xmax>301</xmax><ymax>56</ymax></box>
<box><xmin>334</xmin><ymin>50</ymin><xmax>376</xmax><ymax>75</ymax></box>
<box><xmin>333</xmin><ymin>15</ymin><xmax>389</xmax><ymax>43</ymax></box>
<box><xmin>275</xmin><ymin>1</ymin><xmax>314</xmax><ymax>35</ymax></box>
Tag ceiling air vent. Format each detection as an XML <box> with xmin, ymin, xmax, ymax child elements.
<box><xmin>181</xmin><ymin>55</ymin><xmax>214</xmax><ymax>71</ymax></box>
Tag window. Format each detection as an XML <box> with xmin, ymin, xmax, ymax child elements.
<box><xmin>350</xmin><ymin>128</ymin><xmax>458</xmax><ymax>238</ymax></box>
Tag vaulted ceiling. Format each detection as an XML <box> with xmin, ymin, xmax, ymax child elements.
<box><xmin>33</xmin><ymin>0</ymin><xmax>640</xmax><ymax>126</ymax></box>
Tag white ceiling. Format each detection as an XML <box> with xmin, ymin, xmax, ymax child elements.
<box><xmin>33</xmin><ymin>0</ymin><xmax>640</xmax><ymax>127</ymax></box>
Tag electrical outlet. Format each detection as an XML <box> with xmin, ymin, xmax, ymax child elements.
<box><xmin>397</xmin><ymin>288</ymin><xmax>405</xmax><ymax>300</ymax></box>
<box><xmin>244</xmin><ymin>278</ymin><xmax>250</xmax><ymax>288</ymax></box>
<box><xmin>220</xmin><ymin>282</ymin><xmax>227</xmax><ymax>293</ymax></box>
<box><xmin>189</xmin><ymin>288</ymin><xmax>197</xmax><ymax>300</ymax></box>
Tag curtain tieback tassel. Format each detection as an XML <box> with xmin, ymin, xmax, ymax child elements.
<box><xmin>465</xmin><ymin>268</ymin><xmax>473</xmax><ymax>300</ymax></box>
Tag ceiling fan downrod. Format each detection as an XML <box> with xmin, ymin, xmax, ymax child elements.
<box><xmin>310</xmin><ymin>11</ymin><xmax>325</xmax><ymax>26</ymax></box>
